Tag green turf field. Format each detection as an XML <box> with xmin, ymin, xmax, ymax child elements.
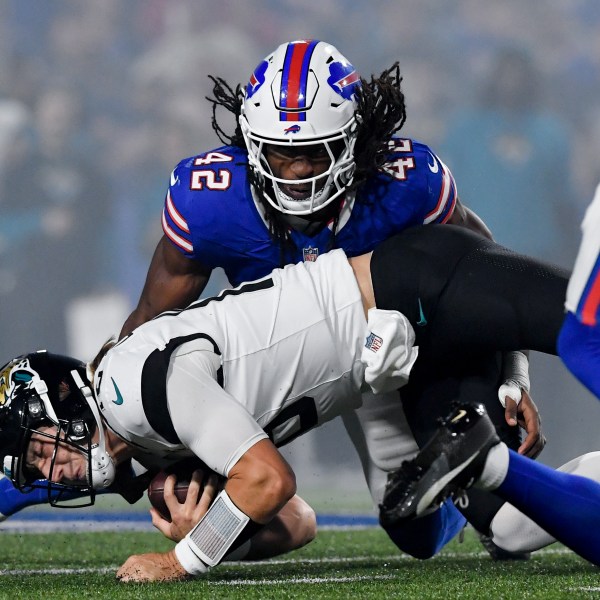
<box><xmin>0</xmin><ymin>526</ymin><xmax>597</xmax><ymax>599</ymax></box>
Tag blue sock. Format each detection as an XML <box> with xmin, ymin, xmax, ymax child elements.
<box><xmin>494</xmin><ymin>449</ymin><xmax>600</xmax><ymax>565</ymax></box>
<box><xmin>0</xmin><ymin>476</ymin><xmax>88</xmax><ymax>516</ymax></box>
<box><xmin>382</xmin><ymin>498</ymin><xmax>466</xmax><ymax>559</ymax></box>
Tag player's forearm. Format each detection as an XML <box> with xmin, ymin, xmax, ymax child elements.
<box><xmin>119</xmin><ymin>308</ymin><xmax>149</xmax><ymax>339</ymax></box>
<box><xmin>120</xmin><ymin>237</ymin><xmax>212</xmax><ymax>338</ymax></box>
<box><xmin>119</xmin><ymin>296</ymin><xmax>173</xmax><ymax>338</ymax></box>
<box><xmin>173</xmin><ymin>474</ymin><xmax>295</xmax><ymax>578</ymax></box>
<box><xmin>119</xmin><ymin>277</ymin><xmax>207</xmax><ymax>338</ymax></box>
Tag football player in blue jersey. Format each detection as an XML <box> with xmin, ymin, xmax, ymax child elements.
<box><xmin>0</xmin><ymin>40</ymin><xmax>546</xmax><ymax>560</ymax></box>
<box><xmin>116</xmin><ymin>39</ymin><xmax>543</xmax><ymax>555</ymax></box>
<box><xmin>122</xmin><ymin>39</ymin><xmax>492</xmax><ymax>335</ymax></box>
<box><xmin>558</xmin><ymin>182</ymin><xmax>600</xmax><ymax>399</ymax></box>
<box><xmin>121</xmin><ymin>39</ymin><xmax>551</xmax><ymax>560</ymax></box>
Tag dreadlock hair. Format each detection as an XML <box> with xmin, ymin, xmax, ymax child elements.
<box><xmin>206</xmin><ymin>75</ymin><xmax>245</xmax><ymax>148</ymax></box>
<box><xmin>205</xmin><ymin>63</ymin><xmax>407</xmax><ymax>263</ymax></box>
<box><xmin>352</xmin><ymin>62</ymin><xmax>407</xmax><ymax>192</ymax></box>
<box><xmin>206</xmin><ymin>75</ymin><xmax>298</xmax><ymax>264</ymax></box>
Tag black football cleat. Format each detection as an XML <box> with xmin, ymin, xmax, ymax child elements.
<box><xmin>478</xmin><ymin>533</ymin><xmax>531</xmax><ymax>561</ymax></box>
<box><xmin>379</xmin><ymin>402</ymin><xmax>500</xmax><ymax>527</ymax></box>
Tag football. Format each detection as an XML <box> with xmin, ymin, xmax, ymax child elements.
<box><xmin>147</xmin><ymin>457</ymin><xmax>216</xmax><ymax>522</ymax></box>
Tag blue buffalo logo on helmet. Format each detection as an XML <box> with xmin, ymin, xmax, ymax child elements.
<box><xmin>246</xmin><ymin>60</ymin><xmax>269</xmax><ymax>100</ymax></box>
<box><xmin>327</xmin><ymin>61</ymin><xmax>360</xmax><ymax>101</ymax></box>
<box><xmin>284</xmin><ymin>124</ymin><xmax>301</xmax><ymax>134</ymax></box>
<box><xmin>0</xmin><ymin>358</ymin><xmax>36</xmax><ymax>410</ymax></box>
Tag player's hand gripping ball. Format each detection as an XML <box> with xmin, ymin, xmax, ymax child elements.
<box><xmin>147</xmin><ymin>457</ymin><xmax>219</xmax><ymax>521</ymax></box>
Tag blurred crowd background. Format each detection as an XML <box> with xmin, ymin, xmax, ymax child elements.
<box><xmin>0</xmin><ymin>0</ymin><xmax>599</xmax><ymax>503</ymax></box>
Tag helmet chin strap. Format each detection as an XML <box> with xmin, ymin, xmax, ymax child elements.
<box><xmin>89</xmin><ymin>443</ymin><xmax>116</xmax><ymax>490</ymax></box>
<box><xmin>70</xmin><ymin>370</ymin><xmax>116</xmax><ymax>490</ymax></box>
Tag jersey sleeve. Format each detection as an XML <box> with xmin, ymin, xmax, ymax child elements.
<box><xmin>166</xmin><ymin>347</ymin><xmax>268</xmax><ymax>476</ymax></box>
<box><xmin>565</xmin><ymin>182</ymin><xmax>600</xmax><ymax>325</ymax></box>
<box><xmin>379</xmin><ymin>139</ymin><xmax>458</xmax><ymax>227</ymax></box>
<box><xmin>421</xmin><ymin>148</ymin><xmax>458</xmax><ymax>225</ymax></box>
<box><xmin>162</xmin><ymin>160</ymin><xmax>195</xmax><ymax>258</ymax></box>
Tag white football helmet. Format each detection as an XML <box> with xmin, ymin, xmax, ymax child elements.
<box><xmin>240</xmin><ymin>40</ymin><xmax>361</xmax><ymax>215</ymax></box>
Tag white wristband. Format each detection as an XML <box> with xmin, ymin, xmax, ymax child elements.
<box><xmin>175</xmin><ymin>539</ymin><xmax>210</xmax><ymax>576</ymax></box>
<box><xmin>498</xmin><ymin>351</ymin><xmax>530</xmax><ymax>408</ymax></box>
<box><xmin>174</xmin><ymin>489</ymin><xmax>250</xmax><ymax>575</ymax></box>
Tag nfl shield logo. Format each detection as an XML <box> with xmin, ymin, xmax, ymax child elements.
<box><xmin>303</xmin><ymin>246</ymin><xmax>319</xmax><ymax>262</ymax></box>
<box><xmin>365</xmin><ymin>332</ymin><xmax>383</xmax><ymax>352</ymax></box>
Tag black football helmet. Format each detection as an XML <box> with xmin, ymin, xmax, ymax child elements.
<box><xmin>0</xmin><ymin>350</ymin><xmax>115</xmax><ymax>507</ymax></box>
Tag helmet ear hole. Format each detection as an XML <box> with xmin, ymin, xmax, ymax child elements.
<box><xmin>240</xmin><ymin>40</ymin><xmax>360</xmax><ymax>215</ymax></box>
<box><xmin>26</xmin><ymin>397</ymin><xmax>44</xmax><ymax>420</ymax></box>
<box><xmin>68</xmin><ymin>419</ymin><xmax>87</xmax><ymax>441</ymax></box>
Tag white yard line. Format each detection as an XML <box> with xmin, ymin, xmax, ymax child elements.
<box><xmin>210</xmin><ymin>575</ymin><xmax>396</xmax><ymax>585</ymax></box>
<box><xmin>0</xmin><ymin>547</ymin><xmax>575</xmax><ymax>578</ymax></box>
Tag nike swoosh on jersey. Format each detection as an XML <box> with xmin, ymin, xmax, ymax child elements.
<box><xmin>111</xmin><ymin>378</ymin><xmax>124</xmax><ymax>405</ymax></box>
<box><xmin>170</xmin><ymin>170</ymin><xmax>179</xmax><ymax>186</ymax></box>
<box><xmin>427</xmin><ymin>153</ymin><xmax>439</xmax><ymax>173</ymax></box>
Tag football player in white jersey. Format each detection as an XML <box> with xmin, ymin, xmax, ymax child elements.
<box><xmin>3</xmin><ymin>224</ymin><xmax>600</xmax><ymax>580</ymax></box>
<box><xmin>123</xmin><ymin>39</ymin><xmax>540</xmax><ymax>562</ymax></box>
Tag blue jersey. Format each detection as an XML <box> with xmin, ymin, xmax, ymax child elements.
<box><xmin>162</xmin><ymin>138</ymin><xmax>457</xmax><ymax>286</ymax></box>
<box><xmin>558</xmin><ymin>183</ymin><xmax>600</xmax><ymax>399</ymax></box>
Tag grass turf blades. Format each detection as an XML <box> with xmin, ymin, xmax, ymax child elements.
<box><xmin>0</xmin><ymin>527</ymin><xmax>596</xmax><ymax>599</ymax></box>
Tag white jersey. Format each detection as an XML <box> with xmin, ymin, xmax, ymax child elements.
<box><xmin>565</xmin><ymin>182</ymin><xmax>600</xmax><ymax>325</ymax></box>
<box><xmin>95</xmin><ymin>249</ymin><xmax>367</xmax><ymax>476</ymax></box>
